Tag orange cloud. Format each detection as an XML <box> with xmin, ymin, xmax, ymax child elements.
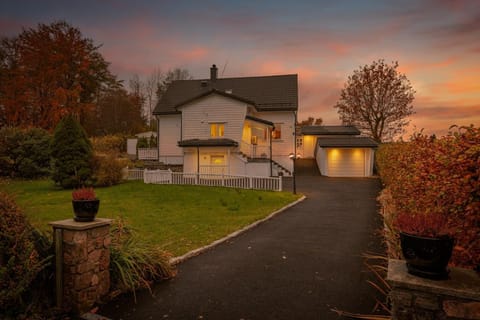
<box><xmin>178</xmin><ymin>47</ymin><xmax>209</xmax><ymax>60</ymax></box>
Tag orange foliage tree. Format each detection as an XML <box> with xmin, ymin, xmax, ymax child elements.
<box><xmin>0</xmin><ymin>21</ymin><xmax>117</xmax><ymax>130</ymax></box>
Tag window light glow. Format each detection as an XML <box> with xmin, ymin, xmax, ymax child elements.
<box><xmin>210</xmin><ymin>123</ymin><xmax>225</xmax><ymax>137</ymax></box>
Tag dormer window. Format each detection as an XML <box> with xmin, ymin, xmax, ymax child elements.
<box><xmin>210</xmin><ymin>123</ymin><xmax>225</xmax><ymax>137</ymax></box>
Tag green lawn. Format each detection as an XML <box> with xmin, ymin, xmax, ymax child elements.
<box><xmin>0</xmin><ymin>179</ymin><xmax>300</xmax><ymax>256</ymax></box>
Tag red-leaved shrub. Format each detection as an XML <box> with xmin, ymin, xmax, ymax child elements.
<box><xmin>376</xmin><ymin>125</ymin><xmax>480</xmax><ymax>269</ymax></box>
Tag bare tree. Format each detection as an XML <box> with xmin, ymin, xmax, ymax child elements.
<box><xmin>156</xmin><ymin>67</ymin><xmax>193</xmax><ymax>102</ymax></box>
<box><xmin>144</xmin><ymin>68</ymin><xmax>164</xmax><ymax>129</ymax></box>
<box><xmin>334</xmin><ymin>60</ymin><xmax>415</xmax><ymax>142</ymax></box>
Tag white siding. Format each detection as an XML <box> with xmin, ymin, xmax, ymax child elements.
<box><xmin>158</xmin><ymin>114</ymin><xmax>182</xmax><ymax>164</ymax></box>
<box><xmin>253</xmin><ymin>111</ymin><xmax>295</xmax><ymax>173</ymax></box>
<box><xmin>302</xmin><ymin>135</ymin><xmax>317</xmax><ymax>158</ymax></box>
<box><xmin>365</xmin><ymin>149</ymin><xmax>375</xmax><ymax>176</ymax></box>
<box><xmin>246</xmin><ymin>162</ymin><xmax>271</xmax><ymax>176</ymax></box>
<box><xmin>316</xmin><ymin>147</ymin><xmax>327</xmax><ymax>175</ymax></box>
<box><xmin>180</xmin><ymin>94</ymin><xmax>248</xmax><ymax>141</ymax></box>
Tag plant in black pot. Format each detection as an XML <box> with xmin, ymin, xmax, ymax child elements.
<box><xmin>72</xmin><ymin>187</ymin><xmax>100</xmax><ymax>222</ymax></box>
<box><xmin>395</xmin><ymin>212</ymin><xmax>455</xmax><ymax>280</ymax></box>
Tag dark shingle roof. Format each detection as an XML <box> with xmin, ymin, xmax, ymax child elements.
<box><xmin>154</xmin><ymin>74</ymin><xmax>298</xmax><ymax>115</ymax></box>
<box><xmin>245</xmin><ymin>115</ymin><xmax>274</xmax><ymax>126</ymax></box>
<box><xmin>317</xmin><ymin>137</ymin><xmax>379</xmax><ymax>148</ymax></box>
<box><xmin>301</xmin><ymin>125</ymin><xmax>361</xmax><ymax>135</ymax></box>
<box><xmin>178</xmin><ymin>138</ymin><xmax>239</xmax><ymax>147</ymax></box>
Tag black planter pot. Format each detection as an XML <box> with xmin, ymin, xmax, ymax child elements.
<box><xmin>72</xmin><ymin>199</ymin><xmax>100</xmax><ymax>222</ymax></box>
<box><xmin>400</xmin><ymin>232</ymin><xmax>454</xmax><ymax>280</ymax></box>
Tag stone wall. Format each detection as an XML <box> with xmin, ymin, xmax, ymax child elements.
<box><xmin>388</xmin><ymin>259</ymin><xmax>480</xmax><ymax>320</ymax></box>
<box><xmin>50</xmin><ymin>218</ymin><xmax>112</xmax><ymax>314</ymax></box>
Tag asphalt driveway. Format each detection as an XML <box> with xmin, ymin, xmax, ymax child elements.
<box><xmin>99</xmin><ymin>176</ymin><xmax>383</xmax><ymax>319</ymax></box>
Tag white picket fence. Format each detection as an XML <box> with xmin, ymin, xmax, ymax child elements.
<box><xmin>128</xmin><ymin>169</ymin><xmax>282</xmax><ymax>191</ymax></box>
<box><xmin>138</xmin><ymin>148</ymin><xmax>158</xmax><ymax>160</ymax></box>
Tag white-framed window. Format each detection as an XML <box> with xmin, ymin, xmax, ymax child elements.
<box><xmin>272</xmin><ymin>123</ymin><xmax>282</xmax><ymax>140</ymax></box>
<box><xmin>296</xmin><ymin>137</ymin><xmax>303</xmax><ymax>148</ymax></box>
<box><xmin>210</xmin><ymin>123</ymin><xmax>225</xmax><ymax>137</ymax></box>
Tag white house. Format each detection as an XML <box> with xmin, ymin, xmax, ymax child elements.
<box><xmin>299</xmin><ymin>125</ymin><xmax>378</xmax><ymax>177</ymax></box>
<box><xmin>153</xmin><ymin>65</ymin><xmax>298</xmax><ymax>177</ymax></box>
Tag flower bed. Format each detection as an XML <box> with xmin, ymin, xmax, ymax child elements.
<box><xmin>376</xmin><ymin>126</ymin><xmax>480</xmax><ymax>269</ymax></box>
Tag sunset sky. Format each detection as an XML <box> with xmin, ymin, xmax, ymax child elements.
<box><xmin>1</xmin><ymin>0</ymin><xmax>479</xmax><ymax>137</ymax></box>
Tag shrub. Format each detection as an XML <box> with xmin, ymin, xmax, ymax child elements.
<box><xmin>0</xmin><ymin>127</ymin><xmax>52</xmax><ymax>178</ymax></box>
<box><xmin>109</xmin><ymin>218</ymin><xmax>176</xmax><ymax>301</ymax></box>
<box><xmin>91</xmin><ymin>134</ymin><xmax>126</xmax><ymax>156</ymax></box>
<box><xmin>0</xmin><ymin>192</ymin><xmax>53</xmax><ymax>317</ymax></box>
<box><xmin>51</xmin><ymin>115</ymin><xmax>94</xmax><ymax>188</ymax></box>
<box><xmin>149</xmin><ymin>134</ymin><xmax>157</xmax><ymax>148</ymax></box>
<box><xmin>93</xmin><ymin>154</ymin><xmax>125</xmax><ymax>187</ymax></box>
<box><xmin>136</xmin><ymin>137</ymin><xmax>149</xmax><ymax>148</ymax></box>
<box><xmin>376</xmin><ymin>126</ymin><xmax>480</xmax><ymax>269</ymax></box>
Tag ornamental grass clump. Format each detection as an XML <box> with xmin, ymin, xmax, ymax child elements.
<box><xmin>109</xmin><ymin>218</ymin><xmax>176</xmax><ymax>301</ymax></box>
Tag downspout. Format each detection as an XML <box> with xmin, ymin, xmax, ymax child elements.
<box><xmin>292</xmin><ymin>110</ymin><xmax>298</xmax><ymax>194</ymax></box>
<box><xmin>197</xmin><ymin>146</ymin><xmax>200</xmax><ymax>174</ymax></box>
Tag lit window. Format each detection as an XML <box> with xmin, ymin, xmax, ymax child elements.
<box><xmin>210</xmin><ymin>155</ymin><xmax>225</xmax><ymax>165</ymax></box>
<box><xmin>272</xmin><ymin>124</ymin><xmax>282</xmax><ymax>140</ymax></box>
<box><xmin>210</xmin><ymin>123</ymin><xmax>225</xmax><ymax>137</ymax></box>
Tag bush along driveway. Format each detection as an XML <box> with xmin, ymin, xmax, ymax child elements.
<box><xmin>99</xmin><ymin>176</ymin><xmax>384</xmax><ymax>320</ymax></box>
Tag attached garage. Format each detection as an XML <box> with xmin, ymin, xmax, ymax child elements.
<box><xmin>326</xmin><ymin>148</ymin><xmax>365</xmax><ymax>177</ymax></box>
<box><xmin>315</xmin><ymin>137</ymin><xmax>378</xmax><ymax>177</ymax></box>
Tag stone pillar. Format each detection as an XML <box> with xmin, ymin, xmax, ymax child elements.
<box><xmin>49</xmin><ymin>218</ymin><xmax>112</xmax><ymax>314</ymax></box>
<box><xmin>387</xmin><ymin>259</ymin><xmax>480</xmax><ymax>320</ymax></box>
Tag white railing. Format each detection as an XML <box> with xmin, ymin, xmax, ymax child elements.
<box><xmin>138</xmin><ymin>148</ymin><xmax>158</xmax><ymax>160</ymax></box>
<box><xmin>240</xmin><ymin>141</ymin><xmax>270</xmax><ymax>159</ymax></box>
<box><xmin>199</xmin><ymin>165</ymin><xmax>228</xmax><ymax>175</ymax></box>
<box><xmin>144</xmin><ymin>169</ymin><xmax>172</xmax><ymax>184</ymax></box>
<box><xmin>128</xmin><ymin>169</ymin><xmax>282</xmax><ymax>191</ymax></box>
<box><xmin>126</xmin><ymin>168</ymin><xmax>145</xmax><ymax>180</ymax></box>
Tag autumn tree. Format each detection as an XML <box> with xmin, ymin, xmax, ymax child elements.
<box><xmin>0</xmin><ymin>21</ymin><xmax>117</xmax><ymax>130</ymax></box>
<box><xmin>334</xmin><ymin>60</ymin><xmax>415</xmax><ymax>142</ymax></box>
<box><xmin>84</xmin><ymin>88</ymin><xmax>146</xmax><ymax>136</ymax></box>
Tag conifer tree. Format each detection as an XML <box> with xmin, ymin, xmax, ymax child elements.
<box><xmin>51</xmin><ymin>115</ymin><xmax>93</xmax><ymax>188</ymax></box>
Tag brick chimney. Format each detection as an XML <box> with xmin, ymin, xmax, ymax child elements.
<box><xmin>210</xmin><ymin>64</ymin><xmax>218</xmax><ymax>82</ymax></box>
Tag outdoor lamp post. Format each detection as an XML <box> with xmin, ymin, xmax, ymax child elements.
<box><xmin>289</xmin><ymin>152</ymin><xmax>301</xmax><ymax>194</ymax></box>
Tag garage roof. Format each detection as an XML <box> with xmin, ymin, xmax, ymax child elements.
<box><xmin>317</xmin><ymin>137</ymin><xmax>378</xmax><ymax>148</ymax></box>
<box><xmin>301</xmin><ymin>125</ymin><xmax>361</xmax><ymax>135</ymax></box>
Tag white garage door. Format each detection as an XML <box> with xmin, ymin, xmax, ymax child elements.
<box><xmin>327</xmin><ymin>148</ymin><xmax>365</xmax><ymax>177</ymax></box>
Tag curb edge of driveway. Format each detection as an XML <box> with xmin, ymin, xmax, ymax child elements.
<box><xmin>170</xmin><ymin>195</ymin><xmax>307</xmax><ymax>265</ymax></box>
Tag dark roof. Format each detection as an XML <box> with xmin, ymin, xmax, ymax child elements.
<box><xmin>245</xmin><ymin>115</ymin><xmax>274</xmax><ymax>126</ymax></box>
<box><xmin>176</xmin><ymin>89</ymin><xmax>256</xmax><ymax>108</ymax></box>
<box><xmin>178</xmin><ymin>138</ymin><xmax>239</xmax><ymax>147</ymax></box>
<box><xmin>301</xmin><ymin>125</ymin><xmax>361</xmax><ymax>136</ymax></box>
<box><xmin>154</xmin><ymin>74</ymin><xmax>298</xmax><ymax>115</ymax></box>
<box><xmin>317</xmin><ymin>137</ymin><xmax>379</xmax><ymax>148</ymax></box>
